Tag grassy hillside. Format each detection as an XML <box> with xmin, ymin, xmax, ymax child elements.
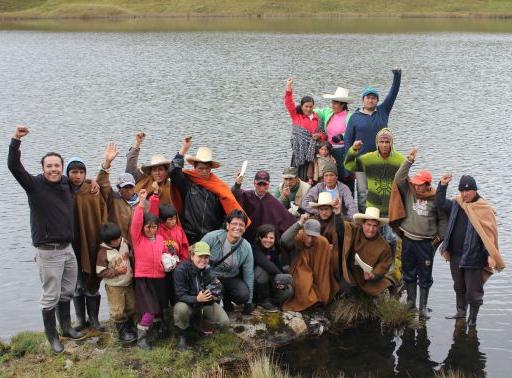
<box><xmin>1</xmin><ymin>0</ymin><xmax>512</xmax><ymax>19</ymax></box>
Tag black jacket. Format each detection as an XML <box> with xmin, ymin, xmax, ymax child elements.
<box><xmin>436</xmin><ymin>184</ymin><xmax>487</xmax><ymax>269</ymax></box>
<box><xmin>170</xmin><ymin>154</ymin><xmax>224</xmax><ymax>244</ymax></box>
<box><xmin>8</xmin><ymin>139</ymin><xmax>74</xmax><ymax>246</ymax></box>
<box><xmin>251</xmin><ymin>243</ymin><xmax>282</xmax><ymax>275</ymax></box>
<box><xmin>174</xmin><ymin>260</ymin><xmax>218</xmax><ymax>306</ymax></box>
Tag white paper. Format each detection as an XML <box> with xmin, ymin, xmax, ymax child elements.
<box><xmin>354</xmin><ymin>253</ymin><xmax>373</xmax><ymax>273</ymax></box>
<box><xmin>240</xmin><ymin>160</ymin><xmax>248</xmax><ymax>177</ymax></box>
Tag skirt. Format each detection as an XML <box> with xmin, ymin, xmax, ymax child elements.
<box><xmin>135</xmin><ymin>277</ymin><xmax>169</xmax><ymax>314</ymax></box>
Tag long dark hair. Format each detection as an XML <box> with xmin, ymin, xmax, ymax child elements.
<box><xmin>255</xmin><ymin>224</ymin><xmax>279</xmax><ymax>251</ymax></box>
<box><xmin>296</xmin><ymin>96</ymin><xmax>315</xmax><ymax>115</ymax></box>
<box><xmin>332</xmin><ymin>100</ymin><xmax>349</xmax><ymax>112</ymax></box>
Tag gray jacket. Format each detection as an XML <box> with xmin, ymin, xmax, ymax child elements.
<box><xmin>301</xmin><ymin>181</ymin><xmax>356</xmax><ymax>220</ymax></box>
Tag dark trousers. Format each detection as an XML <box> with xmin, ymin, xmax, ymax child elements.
<box><xmin>450</xmin><ymin>256</ymin><xmax>484</xmax><ymax>306</ymax></box>
<box><xmin>402</xmin><ymin>237</ymin><xmax>435</xmax><ymax>288</ymax></box>
<box><xmin>220</xmin><ymin>277</ymin><xmax>250</xmax><ymax>304</ymax></box>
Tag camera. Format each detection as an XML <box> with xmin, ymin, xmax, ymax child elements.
<box><xmin>205</xmin><ymin>279</ymin><xmax>223</xmax><ymax>299</ymax></box>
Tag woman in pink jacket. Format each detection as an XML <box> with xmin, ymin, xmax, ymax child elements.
<box><xmin>130</xmin><ymin>189</ymin><xmax>169</xmax><ymax>350</ymax></box>
<box><xmin>284</xmin><ymin>78</ymin><xmax>326</xmax><ymax>181</ymax></box>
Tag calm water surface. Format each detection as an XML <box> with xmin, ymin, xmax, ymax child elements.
<box><xmin>0</xmin><ymin>19</ymin><xmax>511</xmax><ymax>377</ymax></box>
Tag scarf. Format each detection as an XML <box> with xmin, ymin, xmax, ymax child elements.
<box><xmin>454</xmin><ymin>195</ymin><xmax>505</xmax><ymax>280</ymax></box>
<box><xmin>388</xmin><ymin>180</ymin><xmax>436</xmax><ymax>229</ymax></box>
<box><xmin>171</xmin><ymin>170</ymin><xmax>251</xmax><ymax>227</ymax></box>
<box><xmin>290</xmin><ymin>126</ymin><xmax>318</xmax><ymax>167</ymax></box>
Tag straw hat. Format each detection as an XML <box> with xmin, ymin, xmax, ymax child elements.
<box><xmin>141</xmin><ymin>154</ymin><xmax>172</xmax><ymax>174</ymax></box>
<box><xmin>309</xmin><ymin>192</ymin><xmax>335</xmax><ymax>208</ymax></box>
<box><xmin>322</xmin><ymin>87</ymin><xmax>354</xmax><ymax>103</ymax></box>
<box><xmin>185</xmin><ymin>147</ymin><xmax>221</xmax><ymax>168</ymax></box>
<box><xmin>353</xmin><ymin>207</ymin><xmax>388</xmax><ymax>226</ymax></box>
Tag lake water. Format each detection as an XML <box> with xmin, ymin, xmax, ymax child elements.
<box><xmin>0</xmin><ymin>18</ymin><xmax>511</xmax><ymax>377</ymax></box>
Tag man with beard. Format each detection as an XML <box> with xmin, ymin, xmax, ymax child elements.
<box><xmin>436</xmin><ymin>174</ymin><xmax>505</xmax><ymax>327</ymax></box>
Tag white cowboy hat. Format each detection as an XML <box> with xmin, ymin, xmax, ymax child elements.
<box><xmin>309</xmin><ymin>192</ymin><xmax>335</xmax><ymax>208</ymax></box>
<box><xmin>353</xmin><ymin>207</ymin><xmax>389</xmax><ymax>226</ymax></box>
<box><xmin>322</xmin><ymin>87</ymin><xmax>354</xmax><ymax>103</ymax></box>
<box><xmin>141</xmin><ymin>154</ymin><xmax>172</xmax><ymax>174</ymax></box>
<box><xmin>185</xmin><ymin>147</ymin><xmax>221</xmax><ymax>168</ymax></box>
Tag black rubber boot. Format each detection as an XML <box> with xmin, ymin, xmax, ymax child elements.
<box><xmin>86</xmin><ymin>295</ymin><xmax>106</xmax><ymax>332</ymax></box>
<box><xmin>57</xmin><ymin>301</ymin><xmax>86</xmax><ymax>339</ymax></box>
<box><xmin>419</xmin><ymin>287</ymin><xmax>430</xmax><ymax>319</ymax></box>
<box><xmin>154</xmin><ymin>319</ymin><xmax>170</xmax><ymax>340</ymax></box>
<box><xmin>137</xmin><ymin>325</ymin><xmax>151</xmax><ymax>350</ymax></box>
<box><xmin>115</xmin><ymin>321</ymin><xmax>136</xmax><ymax>343</ymax></box>
<box><xmin>42</xmin><ymin>308</ymin><xmax>64</xmax><ymax>353</ymax></box>
<box><xmin>405</xmin><ymin>282</ymin><xmax>417</xmax><ymax>310</ymax></box>
<box><xmin>73</xmin><ymin>295</ymin><xmax>88</xmax><ymax>331</ymax></box>
<box><xmin>177</xmin><ymin>329</ymin><xmax>188</xmax><ymax>352</ymax></box>
<box><xmin>445</xmin><ymin>293</ymin><xmax>467</xmax><ymax>319</ymax></box>
<box><xmin>255</xmin><ymin>283</ymin><xmax>278</xmax><ymax>312</ymax></box>
<box><xmin>467</xmin><ymin>305</ymin><xmax>480</xmax><ymax>328</ymax></box>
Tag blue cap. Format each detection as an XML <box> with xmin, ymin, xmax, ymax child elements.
<box><xmin>362</xmin><ymin>87</ymin><xmax>379</xmax><ymax>99</ymax></box>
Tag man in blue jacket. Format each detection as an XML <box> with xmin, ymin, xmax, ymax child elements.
<box><xmin>344</xmin><ymin>68</ymin><xmax>402</xmax><ymax>212</ymax></box>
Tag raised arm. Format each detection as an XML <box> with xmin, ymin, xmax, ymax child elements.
<box><xmin>281</xmin><ymin>215</ymin><xmax>307</xmax><ymax>251</ymax></box>
<box><xmin>379</xmin><ymin>68</ymin><xmax>402</xmax><ymax>114</ymax></box>
<box><xmin>435</xmin><ymin>174</ymin><xmax>454</xmax><ymax>215</ymax></box>
<box><xmin>170</xmin><ymin>136</ymin><xmax>192</xmax><ymax>200</ymax></box>
<box><xmin>7</xmin><ymin>126</ymin><xmax>36</xmax><ymax>191</ymax></box>
<box><xmin>125</xmin><ymin>132</ymin><xmax>145</xmax><ymax>181</ymax></box>
<box><xmin>130</xmin><ymin>189</ymin><xmax>147</xmax><ymax>245</ymax></box>
<box><xmin>284</xmin><ymin>78</ymin><xmax>298</xmax><ymax>118</ymax></box>
<box><xmin>97</xmin><ymin>142</ymin><xmax>119</xmax><ymax>202</ymax></box>
<box><xmin>344</xmin><ymin>141</ymin><xmax>364</xmax><ymax>173</ymax></box>
<box><xmin>394</xmin><ymin>148</ymin><xmax>416</xmax><ymax>195</ymax></box>
<box><xmin>301</xmin><ymin>184</ymin><xmax>320</xmax><ymax>215</ymax></box>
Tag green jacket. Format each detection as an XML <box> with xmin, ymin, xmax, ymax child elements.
<box><xmin>344</xmin><ymin>147</ymin><xmax>405</xmax><ymax>216</ymax></box>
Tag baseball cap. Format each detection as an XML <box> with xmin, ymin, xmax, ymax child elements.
<box><xmin>191</xmin><ymin>241</ymin><xmax>211</xmax><ymax>257</ymax></box>
<box><xmin>303</xmin><ymin>219</ymin><xmax>321</xmax><ymax>237</ymax></box>
<box><xmin>282</xmin><ymin>167</ymin><xmax>298</xmax><ymax>179</ymax></box>
<box><xmin>410</xmin><ymin>170</ymin><xmax>433</xmax><ymax>185</ymax></box>
<box><xmin>254</xmin><ymin>170</ymin><xmax>270</xmax><ymax>183</ymax></box>
<box><xmin>117</xmin><ymin>173</ymin><xmax>136</xmax><ymax>188</ymax></box>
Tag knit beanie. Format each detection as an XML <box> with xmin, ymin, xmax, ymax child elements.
<box><xmin>458</xmin><ymin>175</ymin><xmax>477</xmax><ymax>191</ymax></box>
<box><xmin>376</xmin><ymin>128</ymin><xmax>394</xmax><ymax>149</ymax></box>
<box><xmin>65</xmin><ymin>157</ymin><xmax>87</xmax><ymax>176</ymax></box>
<box><xmin>321</xmin><ymin>162</ymin><xmax>338</xmax><ymax>177</ymax></box>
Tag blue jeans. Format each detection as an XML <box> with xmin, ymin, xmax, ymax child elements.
<box><xmin>402</xmin><ymin>237</ymin><xmax>435</xmax><ymax>288</ymax></box>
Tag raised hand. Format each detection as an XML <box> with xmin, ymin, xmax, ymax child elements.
<box><xmin>392</xmin><ymin>67</ymin><xmax>402</xmax><ymax>74</ymax></box>
<box><xmin>14</xmin><ymin>125</ymin><xmax>29</xmax><ymax>140</ymax></box>
<box><xmin>133</xmin><ymin>131</ymin><xmax>146</xmax><ymax>149</ymax></box>
<box><xmin>352</xmin><ymin>140</ymin><xmax>363</xmax><ymax>152</ymax></box>
<box><xmin>139</xmin><ymin>189</ymin><xmax>148</xmax><ymax>203</ymax></box>
<box><xmin>298</xmin><ymin>212</ymin><xmax>310</xmax><ymax>225</ymax></box>
<box><xmin>103</xmin><ymin>142</ymin><xmax>119</xmax><ymax>168</ymax></box>
<box><xmin>332</xmin><ymin>198</ymin><xmax>342</xmax><ymax>215</ymax></box>
<box><xmin>286</xmin><ymin>78</ymin><xmax>293</xmax><ymax>90</ymax></box>
<box><xmin>439</xmin><ymin>173</ymin><xmax>453</xmax><ymax>186</ymax></box>
<box><xmin>179</xmin><ymin>136</ymin><xmax>192</xmax><ymax>156</ymax></box>
<box><xmin>234</xmin><ymin>169</ymin><xmax>244</xmax><ymax>186</ymax></box>
<box><xmin>407</xmin><ymin>148</ymin><xmax>417</xmax><ymax>162</ymax></box>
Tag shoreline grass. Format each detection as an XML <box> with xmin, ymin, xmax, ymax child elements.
<box><xmin>2</xmin><ymin>1</ymin><xmax>512</xmax><ymax>21</ymax></box>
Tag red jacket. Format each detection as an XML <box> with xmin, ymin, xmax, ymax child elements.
<box><xmin>130</xmin><ymin>205</ymin><xmax>166</xmax><ymax>278</ymax></box>
<box><xmin>284</xmin><ymin>89</ymin><xmax>326</xmax><ymax>139</ymax></box>
<box><xmin>149</xmin><ymin>195</ymin><xmax>190</xmax><ymax>263</ymax></box>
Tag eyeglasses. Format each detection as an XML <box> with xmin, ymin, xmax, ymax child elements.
<box><xmin>229</xmin><ymin>222</ymin><xmax>246</xmax><ymax>229</ymax></box>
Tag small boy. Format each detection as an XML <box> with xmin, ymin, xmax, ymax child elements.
<box><xmin>96</xmin><ymin>222</ymin><xmax>137</xmax><ymax>343</ymax></box>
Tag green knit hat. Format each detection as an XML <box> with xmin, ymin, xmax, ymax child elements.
<box><xmin>191</xmin><ymin>242</ymin><xmax>210</xmax><ymax>256</ymax></box>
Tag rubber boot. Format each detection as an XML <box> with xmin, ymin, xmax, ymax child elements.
<box><xmin>154</xmin><ymin>318</ymin><xmax>169</xmax><ymax>340</ymax></box>
<box><xmin>256</xmin><ymin>283</ymin><xmax>278</xmax><ymax>312</ymax></box>
<box><xmin>405</xmin><ymin>282</ymin><xmax>417</xmax><ymax>310</ymax></box>
<box><xmin>86</xmin><ymin>295</ymin><xmax>106</xmax><ymax>332</ymax></box>
<box><xmin>445</xmin><ymin>293</ymin><xmax>467</xmax><ymax>319</ymax></box>
<box><xmin>56</xmin><ymin>301</ymin><xmax>86</xmax><ymax>339</ymax></box>
<box><xmin>177</xmin><ymin>329</ymin><xmax>188</xmax><ymax>352</ymax></box>
<box><xmin>137</xmin><ymin>325</ymin><xmax>151</xmax><ymax>350</ymax></box>
<box><xmin>73</xmin><ymin>295</ymin><xmax>88</xmax><ymax>331</ymax></box>
<box><xmin>42</xmin><ymin>308</ymin><xmax>64</xmax><ymax>353</ymax></box>
<box><xmin>419</xmin><ymin>287</ymin><xmax>430</xmax><ymax>319</ymax></box>
<box><xmin>467</xmin><ymin>305</ymin><xmax>480</xmax><ymax>328</ymax></box>
<box><xmin>115</xmin><ymin>321</ymin><xmax>136</xmax><ymax>343</ymax></box>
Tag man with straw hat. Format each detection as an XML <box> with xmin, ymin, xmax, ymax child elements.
<box><xmin>436</xmin><ymin>173</ymin><xmax>505</xmax><ymax>328</ymax></box>
<box><xmin>389</xmin><ymin>148</ymin><xmax>447</xmax><ymax>319</ymax></box>
<box><xmin>171</xmin><ymin>136</ymin><xmax>248</xmax><ymax>244</ymax></box>
<box><xmin>344</xmin><ymin>68</ymin><xmax>402</xmax><ymax>213</ymax></box>
<box><xmin>125</xmin><ymin>132</ymin><xmax>174</xmax><ymax>205</ymax></box>
<box><xmin>338</xmin><ymin>205</ymin><xmax>393</xmax><ymax>297</ymax></box>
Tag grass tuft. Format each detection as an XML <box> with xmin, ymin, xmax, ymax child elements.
<box><xmin>434</xmin><ymin>369</ymin><xmax>469</xmax><ymax>378</ymax></box>
<box><xmin>330</xmin><ymin>293</ymin><xmax>378</xmax><ymax>326</ymax></box>
<box><xmin>8</xmin><ymin>331</ymin><xmax>46</xmax><ymax>358</ymax></box>
<box><xmin>376</xmin><ymin>296</ymin><xmax>416</xmax><ymax>328</ymax></box>
<box><xmin>243</xmin><ymin>353</ymin><xmax>292</xmax><ymax>378</ymax></box>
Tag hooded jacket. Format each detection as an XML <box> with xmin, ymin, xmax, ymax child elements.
<box><xmin>174</xmin><ymin>260</ymin><xmax>218</xmax><ymax>306</ymax></box>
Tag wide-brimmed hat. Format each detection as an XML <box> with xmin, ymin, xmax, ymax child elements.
<box><xmin>185</xmin><ymin>147</ymin><xmax>221</xmax><ymax>169</ymax></box>
<box><xmin>309</xmin><ymin>192</ymin><xmax>334</xmax><ymax>208</ymax></box>
<box><xmin>353</xmin><ymin>207</ymin><xmax>388</xmax><ymax>226</ymax></box>
<box><xmin>410</xmin><ymin>170</ymin><xmax>432</xmax><ymax>185</ymax></box>
<box><xmin>141</xmin><ymin>154</ymin><xmax>172</xmax><ymax>174</ymax></box>
<box><xmin>322</xmin><ymin>87</ymin><xmax>354</xmax><ymax>103</ymax></box>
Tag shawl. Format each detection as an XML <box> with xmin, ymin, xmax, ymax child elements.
<box><xmin>282</xmin><ymin>231</ymin><xmax>340</xmax><ymax>312</ymax></box>
<box><xmin>341</xmin><ymin>222</ymin><xmax>392</xmax><ymax>297</ymax></box>
<box><xmin>454</xmin><ymin>195</ymin><xmax>505</xmax><ymax>280</ymax></box>
<box><xmin>290</xmin><ymin>126</ymin><xmax>318</xmax><ymax>167</ymax></box>
<box><xmin>171</xmin><ymin>170</ymin><xmax>250</xmax><ymax>227</ymax></box>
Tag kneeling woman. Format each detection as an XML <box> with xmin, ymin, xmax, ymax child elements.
<box><xmin>338</xmin><ymin>205</ymin><xmax>393</xmax><ymax>297</ymax></box>
<box><xmin>173</xmin><ymin>242</ymin><xmax>229</xmax><ymax>351</ymax></box>
<box><xmin>252</xmin><ymin>224</ymin><xmax>293</xmax><ymax>311</ymax></box>
<box><xmin>130</xmin><ymin>189</ymin><xmax>169</xmax><ymax>350</ymax></box>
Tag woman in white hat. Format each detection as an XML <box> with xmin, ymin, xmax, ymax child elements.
<box><xmin>336</xmin><ymin>204</ymin><xmax>393</xmax><ymax>297</ymax></box>
<box><xmin>315</xmin><ymin>86</ymin><xmax>356</xmax><ymax>194</ymax></box>
<box><xmin>125</xmin><ymin>132</ymin><xmax>174</xmax><ymax>205</ymax></box>
<box><xmin>284</xmin><ymin>78</ymin><xmax>326</xmax><ymax>181</ymax></box>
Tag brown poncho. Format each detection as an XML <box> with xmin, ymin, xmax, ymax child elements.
<box><xmin>134</xmin><ymin>176</ymin><xmax>173</xmax><ymax>206</ymax></box>
<box><xmin>283</xmin><ymin>231</ymin><xmax>340</xmax><ymax>312</ymax></box>
<box><xmin>341</xmin><ymin>222</ymin><xmax>392</xmax><ymax>297</ymax></box>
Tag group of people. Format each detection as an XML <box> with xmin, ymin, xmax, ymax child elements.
<box><xmin>8</xmin><ymin>68</ymin><xmax>505</xmax><ymax>355</ymax></box>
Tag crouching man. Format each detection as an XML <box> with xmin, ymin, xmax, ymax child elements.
<box><xmin>173</xmin><ymin>242</ymin><xmax>229</xmax><ymax>351</ymax></box>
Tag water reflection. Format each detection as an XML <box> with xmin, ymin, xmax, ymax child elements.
<box><xmin>440</xmin><ymin>319</ymin><xmax>486</xmax><ymax>377</ymax></box>
<box><xmin>396</xmin><ymin>326</ymin><xmax>437</xmax><ymax>377</ymax></box>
